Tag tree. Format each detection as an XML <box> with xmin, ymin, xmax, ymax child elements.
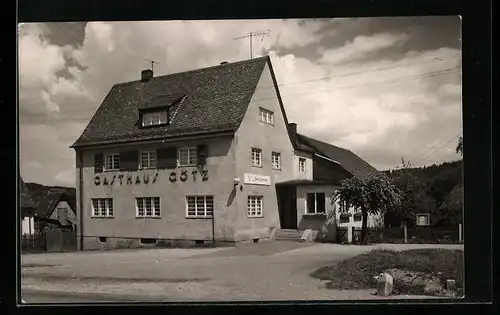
<box><xmin>387</xmin><ymin>158</ymin><xmax>434</xmax><ymax>226</ymax></box>
<box><xmin>456</xmin><ymin>136</ymin><xmax>463</xmax><ymax>156</ymax></box>
<box><xmin>437</xmin><ymin>182</ymin><xmax>463</xmax><ymax>225</ymax></box>
<box><xmin>333</xmin><ymin>172</ymin><xmax>402</xmax><ymax>243</ymax></box>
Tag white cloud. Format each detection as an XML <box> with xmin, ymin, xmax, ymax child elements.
<box><xmin>320</xmin><ymin>32</ymin><xmax>410</xmax><ymax>65</ymax></box>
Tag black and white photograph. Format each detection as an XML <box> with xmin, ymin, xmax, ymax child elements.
<box><xmin>19</xmin><ymin>17</ymin><xmax>465</xmax><ymax>303</ymax></box>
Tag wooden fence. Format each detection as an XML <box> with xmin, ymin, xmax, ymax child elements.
<box><xmin>21</xmin><ymin>229</ymin><xmax>77</xmax><ymax>253</ymax></box>
<box><xmin>365</xmin><ymin>225</ymin><xmax>463</xmax><ymax>244</ymax></box>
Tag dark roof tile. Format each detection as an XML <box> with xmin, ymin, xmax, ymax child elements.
<box><xmin>296</xmin><ymin>133</ymin><xmax>378</xmax><ymax>180</ymax></box>
<box><xmin>72</xmin><ymin>57</ymin><xmax>269</xmax><ymax>147</ymax></box>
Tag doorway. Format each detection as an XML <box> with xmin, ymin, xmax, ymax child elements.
<box><xmin>276</xmin><ymin>185</ymin><xmax>297</xmax><ymax>229</ymax></box>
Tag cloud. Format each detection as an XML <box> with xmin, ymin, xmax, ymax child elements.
<box><xmin>320</xmin><ymin>32</ymin><xmax>410</xmax><ymax>65</ymax></box>
<box><xmin>19</xmin><ymin>19</ymin><xmax>462</xmax><ymax>186</ymax></box>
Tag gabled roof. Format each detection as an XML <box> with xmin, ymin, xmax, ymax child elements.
<box><xmin>35</xmin><ymin>189</ymin><xmax>76</xmax><ymax>219</ymax></box>
<box><xmin>20</xmin><ymin>177</ymin><xmax>35</xmax><ymax>209</ymax></box>
<box><xmin>72</xmin><ymin>57</ymin><xmax>272</xmax><ymax>148</ymax></box>
<box><xmin>296</xmin><ymin>133</ymin><xmax>378</xmax><ymax>180</ymax></box>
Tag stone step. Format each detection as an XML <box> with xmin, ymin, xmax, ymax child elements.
<box><xmin>274</xmin><ymin>229</ymin><xmax>304</xmax><ymax>242</ymax></box>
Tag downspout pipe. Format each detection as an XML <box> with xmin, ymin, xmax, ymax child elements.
<box><xmin>78</xmin><ymin>150</ymin><xmax>84</xmax><ymax>251</ymax></box>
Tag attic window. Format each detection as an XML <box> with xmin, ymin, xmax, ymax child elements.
<box><xmin>259</xmin><ymin>108</ymin><xmax>274</xmax><ymax>125</ymax></box>
<box><xmin>142</xmin><ymin>109</ymin><xmax>168</xmax><ymax>127</ymax></box>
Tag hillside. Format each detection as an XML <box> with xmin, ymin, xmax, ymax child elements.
<box><xmin>25</xmin><ymin>182</ymin><xmax>76</xmax><ymax>210</ymax></box>
<box><xmin>383</xmin><ymin>159</ymin><xmax>463</xmax><ymax>226</ymax></box>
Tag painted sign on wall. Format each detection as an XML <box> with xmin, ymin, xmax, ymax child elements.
<box><xmin>94</xmin><ymin>169</ymin><xmax>208</xmax><ymax>186</ymax></box>
<box><xmin>243</xmin><ymin>173</ymin><xmax>271</xmax><ymax>186</ymax></box>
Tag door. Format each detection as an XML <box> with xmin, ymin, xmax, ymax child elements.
<box><xmin>276</xmin><ymin>185</ymin><xmax>297</xmax><ymax>229</ymax></box>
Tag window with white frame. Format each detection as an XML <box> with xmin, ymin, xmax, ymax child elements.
<box><xmin>186</xmin><ymin>196</ymin><xmax>214</xmax><ymax>218</ymax></box>
<box><xmin>178</xmin><ymin>147</ymin><xmax>197</xmax><ymax>166</ymax></box>
<box><xmin>298</xmin><ymin>157</ymin><xmax>306</xmax><ymax>172</ymax></box>
<box><xmin>139</xmin><ymin>150</ymin><xmax>157</xmax><ymax>169</ymax></box>
<box><xmin>259</xmin><ymin>108</ymin><xmax>274</xmax><ymax>125</ymax></box>
<box><xmin>272</xmin><ymin>152</ymin><xmax>281</xmax><ymax>170</ymax></box>
<box><xmin>142</xmin><ymin>110</ymin><xmax>168</xmax><ymax>127</ymax></box>
<box><xmin>247</xmin><ymin>196</ymin><xmax>263</xmax><ymax>217</ymax></box>
<box><xmin>91</xmin><ymin>198</ymin><xmax>114</xmax><ymax>217</ymax></box>
<box><xmin>306</xmin><ymin>193</ymin><xmax>326</xmax><ymax>214</ymax></box>
<box><xmin>136</xmin><ymin>197</ymin><xmax>161</xmax><ymax>218</ymax></box>
<box><xmin>251</xmin><ymin>148</ymin><xmax>262</xmax><ymax>167</ymax></box>
<box><xmin>104</xmin><ymin>153</ymin><xmax>120</xmax><ymax>171</ymax></box>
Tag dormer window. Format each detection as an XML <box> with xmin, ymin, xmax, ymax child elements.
<box><xmin>259</xmin><ymin>108</ymin><xmax>274</xmax><ymax>125</ymax></box>
<box><xmin>142</xmin><ymin>109</ymin><xmax>168</xmax><ymax>127</ymax></box>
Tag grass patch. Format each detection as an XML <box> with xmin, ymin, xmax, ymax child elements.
<box><xmin>310</xmin><ymin>249</ymin><xmax>463</xmax><ymax>296</ymax></box>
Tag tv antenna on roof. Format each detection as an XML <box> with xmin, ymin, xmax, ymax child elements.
<box><xmin>234</xmin><ymin>30</ymin><xmax>270</xmax><ymax>59</ymax></box>
<box><xmin>145</xmin><ymin>59</ymin><xmax>161</xmax><ymax>72</ymax></box>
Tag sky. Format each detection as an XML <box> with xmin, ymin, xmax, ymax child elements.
<box><xmin>18</xmin><ymin>17</ymin><xmax>462</xmax><ymax>187</ymax></box>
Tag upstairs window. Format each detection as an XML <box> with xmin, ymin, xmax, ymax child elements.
<box><xmin>178</xmin><ymin>147</ymin><xmax>197</xmax><ymax>166</ymax></box>
<box><xmin>271</xmin><ymin>152</ymin><xmax>281</xmax><ymax>170</ymax></box>
<box><xmin>142</xmin><ymin>110</ymin><xmax>168</xmax><ymax>127</ymax></box>
<box><xmin>104</xmin><ymin>154</ymin><xmax>120</xmax><ymax>171</ymax></box>
<box><xmin>298</xmin><ymin>157</ymin><xmax>306</xmax><ymax>173</ymax></box>
<box><xmin>139</xmin><ymin>150</ymin><xmax>157</xmax><ymax>169</ymax></box>
<box><xmin>259</xmin><ymin>108</ymin><xmax>274</xmax><ymax>125</ymax></box>
<box><xmin>251</xmin><ymin>148</ymin><xmax>262</xmax><ymax>167</ymax></box>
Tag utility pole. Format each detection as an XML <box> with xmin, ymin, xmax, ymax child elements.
<box><xmin>145</xmin><ymin>59</ymin><xmax>161</xmax><ymax>72</ymax></box>
<box><xmin>234</xmin><ymin>30</ymin><xmax>270</xmax><ymax>59</ymax></box>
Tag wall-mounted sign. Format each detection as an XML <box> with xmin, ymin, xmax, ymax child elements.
<box><xmin>416</xmin><ymin>213</ymin><xmax>430</xmax><ymax>226</ymax></box>
<box><xmin>243</xmin><ymin>173</ymin><xmax>271</xmax><ymax>186</ymax></box>
<box><xmin>94</xmin><ymin>169</ymin><xmax>208</xmax><ymax>186</ymax></box>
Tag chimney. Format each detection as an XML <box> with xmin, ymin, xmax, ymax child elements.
<box><xmin>288</xmin><ymin>123</ymin><xmax>297</xmax><ymax>135</ymax></box>
<box><xmin>141</xmin><ymin>69</ymin><xmax>153</xmax><ymax>82</ymax></box>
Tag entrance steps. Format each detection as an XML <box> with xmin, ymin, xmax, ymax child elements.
<box><xmin>274</xmin><ymin>229</ymin><xmax>304</xmax><ymax>242</ymax></box>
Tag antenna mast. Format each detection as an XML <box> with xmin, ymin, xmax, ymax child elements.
<box><xmin>145</xmin><ymin>59</ymin><xmax>161</xmax><ymax>72</ymax></box>
<box><xmin>234</xmin><ymin>30</ymin><xmax>270</xmax><ymax>59</ymax></box>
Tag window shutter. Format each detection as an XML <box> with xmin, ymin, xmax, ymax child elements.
<box><xmin>94</xmin><ymin>153</ymin><xmax>103</xmax><ymax>173</ymax></box>
<box><xmin>157</xmin><ymin>147</ymin><xmax>177</xmax><ymax>169</ymax></box>
<box><xmin>120</xmin><ymin>150</ymin><xmax>138</xmax><ymax>171</ymax></box>
<box><xmin>197</xmin><ymin>144</ymin><xmax>207</xmax><ymax>166</ymax></box>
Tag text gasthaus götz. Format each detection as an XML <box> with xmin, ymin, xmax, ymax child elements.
<box><xmin>93</xmin><ymin>169</ymin><xmax>209</xmax><ymax>186</ymax></box>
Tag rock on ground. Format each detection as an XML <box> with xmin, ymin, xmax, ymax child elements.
<box><xmin>384</xmin><ymin>268</ymin><xmax>457</xmax><ymax>297</ymax></box>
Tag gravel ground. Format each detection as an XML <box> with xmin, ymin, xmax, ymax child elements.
<box><xmin>21</xmin><ymin>242</ymin><xmax>463</xmax><ymax>302</ymax></box>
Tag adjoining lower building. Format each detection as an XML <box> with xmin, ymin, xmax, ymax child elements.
<box><xmin>20</xmin><ymin>176</ymin><xmax>36</xmax><ymax>236</ymax></box>
<box><xmin>71</xmin><ymin>56</ymin><xmax>381</xmax><ymax>250</ymax></box>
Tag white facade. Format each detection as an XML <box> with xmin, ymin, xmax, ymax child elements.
<box><xmin>21</xmin><ymin>216</ymin><xmax>35</xmax><ymax>235</ymax></box>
